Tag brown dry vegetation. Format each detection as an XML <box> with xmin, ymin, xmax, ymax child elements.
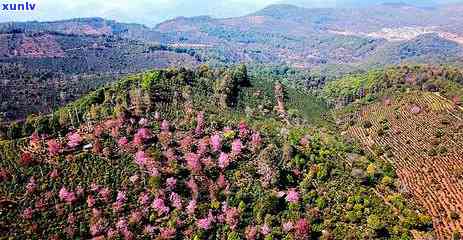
<box><xmin>18</xmin><ymin>34</ymin><xmax>65</xmax><ymax>58</ymax></box>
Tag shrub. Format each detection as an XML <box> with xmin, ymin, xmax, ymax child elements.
<box><xmin>363</xmin><ymin>121</ymin><xmax>373</xmax><ymax>129</ymax></box>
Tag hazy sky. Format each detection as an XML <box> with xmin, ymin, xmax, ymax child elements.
<box><xmin>0</xmin><ymin>0</ymin><xmax>462</xmax><ymax>26</ymax></box>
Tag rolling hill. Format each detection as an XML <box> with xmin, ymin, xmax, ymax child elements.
<box><xmin>152</xmin><ymin>3</ymin><xmax>463</xmax><ymax>68</ymax></box>
<box><xmin>2</xmin><ymin>3</ymin><xmax>463</xmax><ymax>70</ymax></box>
<box><xmin>2</xmin><ymin>3</ymin><xmax>463</xmax><ymax>122</ymax></box>
<box><xmin>0</xmin><ymin>18</ymin><xmax>201</xmax><ymax>121</ymax></box>
<box><xmin>2</xmin><ymin>2</ymin><xmax>463</xmax><ymax>240</ymax></box>
<box><xmin>0</xmin><ymin>65</ymin><xmax>435</xmax><ymax>239</ymax></box>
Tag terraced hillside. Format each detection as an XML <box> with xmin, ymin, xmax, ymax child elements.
<box><xmin>340</xmin><ymin>91</ymin><xmax>463</xmax><ymax>239</ymax></box>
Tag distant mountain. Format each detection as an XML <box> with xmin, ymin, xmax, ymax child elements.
<box><xmin>2</xmin><ymin>3</ymin><xmax>463</xmax><ymax>121</ymax></box>
<box><xmin>0</xmin><ymin>18</ymin><xmax>131</xmax><ymax>36</ymax></box>
<box><xmin>150</xmin><ymin>3</ymin><xmax>463</xmax><ymax>68</ymax></box>
<box><xmin>284</xmin><ymin>0</ymin><xmax>463</xmax><ymax>8</ymax></box>
<box><xmin>0</xmin><ymin>18</ymin><xmax>201</xmax><ymax>121</ymax></box>
<box><xmin>2</xmin><ymin>4</ymin><xmax>463</xmax><ymax>70</ymax></box>
<box><xmin>0</xmin><ymin>17</ymin><xmax>200</xmax><ymax>73</ymax></box>
<box><xmin>0</xmin><ymin>17</ymin><xmax>171</xmax><ymax>43</ymax></box>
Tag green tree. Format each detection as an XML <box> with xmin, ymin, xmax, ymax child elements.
<box><xmin>367</xmin><ymin>214</ymin><xmax>385</xmax><ymax>231</ymax></box>
<box><xmin>7</xmin><ymin>122</ymin><xmax>21</xmax><ymax>139</ymax></box>
<box><xmin>233</xmin><ymin>64</ymin><xmax>250</xmax><ymax>87</ymax></box>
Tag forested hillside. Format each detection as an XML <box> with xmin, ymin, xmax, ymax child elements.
<box><xmin>2</xmin><ymin>2</ymin><xmax>463</xmax><ymax>239</ymax></box>
<box><xmin>0</xmin><ymin>65</ymin><xmax>434</xmax><ymax>239</ymax></box>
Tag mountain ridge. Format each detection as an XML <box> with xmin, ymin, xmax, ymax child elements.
<box><xmin>2</xmin><ymin>3</ymin><xmax>463</xmax><ymax>121</ymax></box>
